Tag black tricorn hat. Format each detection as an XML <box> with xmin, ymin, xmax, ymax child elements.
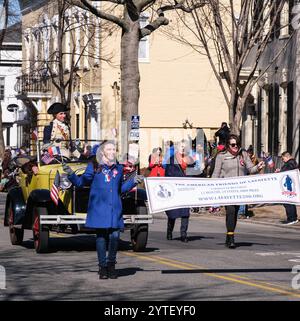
<box><xmin>47</xmin><ymin>102</ymin><xmax>69</xmax><ymax>114</ymax></box>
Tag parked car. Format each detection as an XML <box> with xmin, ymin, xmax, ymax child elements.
<box><xmin>4</xmin><ymin>140</ymin><xmax>152</xmax><ymax>253</ymax></box>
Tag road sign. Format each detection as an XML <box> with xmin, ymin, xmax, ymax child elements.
<box><xmin>7</xmin><ymin>104</ymin><xmax>19</xmax><ymax>112</ymax></box>
<box><xmin>129</xmin><ymin>129</ymin><xmax>140</xmax><ymax>141</ymax></box>
<box><xmin>131</xmin><ymin>115</ymin><xmax>140</xmax><ymax>129</ymax></box>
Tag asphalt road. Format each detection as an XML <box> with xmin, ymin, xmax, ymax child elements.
<box><xmin>0</xmin><ymin>193</ymin><xmax>300</xmax><ymax>301</ymax></box>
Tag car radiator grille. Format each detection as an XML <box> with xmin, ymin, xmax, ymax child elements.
<box><xmin>74</xmin><ymin>187</ymin><xmax>90</xmax><ymax>213</ymax></box>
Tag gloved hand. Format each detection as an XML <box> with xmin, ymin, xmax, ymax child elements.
<box><xmin>134</xmin><ymin>175</ymin><xmax>144</xmax><ymax>184</ymax></box>
<box><xmin>62</xmin><ymin>163</ymin><xmax>74</xmax><ymax>176</ymax></box>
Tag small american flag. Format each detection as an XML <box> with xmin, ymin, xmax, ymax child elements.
<box><xmin>41</xmin><ymin>152</ymin><xmax>54</xmax><ymax>165</ymax></box>
<box><xmin>50</xmin><ymin>171</ymin><xmax>60</xmax><ymax>206</ymax></box>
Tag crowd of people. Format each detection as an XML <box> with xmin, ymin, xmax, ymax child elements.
<box><xmin>143</xmin><ymin>121</ymin><xmax>299</xmax><ymax>249</ymax></box>
<box><xmin>1</xmin><ymin>106</ymin><xmax>299</xmax><ymax>279</ymax></box>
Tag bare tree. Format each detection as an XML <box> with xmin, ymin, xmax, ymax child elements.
<box><xmin>21</xmin><ymin>0</ymin><xmax>110</xmax><ymax>110</ymax></box>
<box><xmin>162</xmin><ymin>0</ymin><xmax>293</xmax><ymax>134</ymax></box>
<box><xmin>70</xmin><ymin>0</ymin><xmax>206</xmax><ymax>131</ymax></box>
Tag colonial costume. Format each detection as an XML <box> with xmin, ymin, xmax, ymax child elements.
<box><xmin>43</xmin><ymin>103</ymin><xmax>71</xmax><ymax>158</ymax></box>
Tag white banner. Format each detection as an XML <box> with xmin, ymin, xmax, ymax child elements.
<box><xmin>144</xmin><ymin>170</ymin><xmax>300</xmax><ymax>213</ymax></box>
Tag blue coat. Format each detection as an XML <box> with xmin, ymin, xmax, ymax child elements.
<box><xmin>165</xmin><ymin>156</ymin><xmax>190</xmax><ymax>219</ymax></box>
<box><xmin>68</xmin><ymin>162</ymin><xmax>136</xmax><ymax>229</ymax></box>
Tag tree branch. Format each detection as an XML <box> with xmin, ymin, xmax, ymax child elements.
<box><xmin>140</xmin><ymin>15</ymin><xmax>169</xmax><ymax>38</ymax></box>
<box><xmin>70</xmin><ymin>0</ymin><xmax>127</xmax><ymax>30</ymax></box>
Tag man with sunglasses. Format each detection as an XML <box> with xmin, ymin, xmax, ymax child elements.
<box><xmin>212</xmin><ymin>134</ymin><xmax>265</xmax><ymax>248</ymax></box>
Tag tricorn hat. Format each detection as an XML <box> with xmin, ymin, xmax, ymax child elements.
<box><xmin>47</xmin><ymin>102</ymin><xmax>69</xmax><ymax>115</ymax></box>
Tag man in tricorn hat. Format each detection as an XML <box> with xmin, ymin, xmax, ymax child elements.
<box><xmin>43</xmin><ymin>102</ymin><xmax>71</xmax><ymax>158</ymax></box>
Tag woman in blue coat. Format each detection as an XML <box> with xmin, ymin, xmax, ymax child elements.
<box><xmin>165</xmin><ymin>140</ymin><xmax>194</xmax><ymax>242</ymax></box>
<box><xmin>63</xmin><ymin>141</ymin><xmax>142</xmax><ymax>279</ymax></box>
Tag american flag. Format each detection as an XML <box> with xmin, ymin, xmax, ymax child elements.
<box><xmin>41</xmin><ymin>152</ymin><xmax>54</xmax><ymax>165</ymax></box>
<box><xmin>50</xmin><ymin>171</ymin><xmax>60</xmax><ymax>206</ymax></box>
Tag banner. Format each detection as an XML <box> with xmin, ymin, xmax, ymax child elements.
<box><xmin>144</xmin><ymin>170</ymin><xmax>300</xmax><ymax>214</ymax></box>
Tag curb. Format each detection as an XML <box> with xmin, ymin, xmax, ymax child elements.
<box><xmin>152</xmin><ymin>212</ymin><xmax>300</xmax><ymax>230</ymax></box>
<box><xmin>191</xmin><ymin>213</ymin><xmax>300</xmax><ymax>230</ymax></box>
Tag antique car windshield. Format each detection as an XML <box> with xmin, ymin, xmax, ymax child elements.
<box><xmin>36</xmin><ymin>139</ymin><xmax>104</xmax><ymax>165</ymax></box>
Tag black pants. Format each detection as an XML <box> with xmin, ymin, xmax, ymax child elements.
<box><xmin>283</xmin><ymin>204</ymin><xmax>298</xmax><ymax>222</ymax></box>
<box><xmin>167</xmin><ymin>217</ymin><xmax>189</xmax><ymax>238</ymax></box>
<box><xmin>225</xmin><ymin>205</ymin><xmax>240</xmax><ymax>233</ymax></box>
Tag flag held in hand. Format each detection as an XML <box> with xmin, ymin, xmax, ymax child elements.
<box><xmin>266</xmin><ymin>156</ymin><xmax>274</xmax><ymax>168</ymax></box>
<box><xmin>48</xmin><ymin>146</ymin><xmax>61</xmax><ymax>156</ymax></box>
<box><xmin>50</xmin><ymin>170</ymin><xmax>60</xmax><ymax>206</ymax></box>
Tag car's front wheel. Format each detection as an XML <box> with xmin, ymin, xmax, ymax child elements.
<box><xmin>8</xmin><ymin>201</ymin><xmax>24</xmax><ymax>245</ymax></box>
<box><xmin>32</xmin><ymin>207</ymin><xmax>49</xmax><ymax>253</ymax></box>
<box><xmin>131</xmin><ymin>224</ymin><xmax>148</xmax><ymax>252</ymax></box>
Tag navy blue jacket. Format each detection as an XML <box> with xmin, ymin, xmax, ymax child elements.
<box><xmin>165</xmin><ymin>156</ymin><xmax>190</xmax><ymax>219</ymax></box>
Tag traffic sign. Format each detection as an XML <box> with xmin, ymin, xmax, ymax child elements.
<box><xmin>7</xmin><ymin>104</ymin><xmax>19</xmax><ymax>112</ymax></box>
<box><xmin>129</xmin><ymin>129</ymin><xmax>140</xmax><ymax>141</ymax></box>
<box><xmin>131</xmin><ymin>115</ymin><xmax>140</xmax><ymax>129</ymax></box>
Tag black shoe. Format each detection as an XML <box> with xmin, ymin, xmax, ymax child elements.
<box><xmin>99</xmin><ymin>266</ymin><xmax>108</xmax><ymax>279</ymax></box>
<box><xmin>180</xmin><ymin>236</ymin><xmax>188</xmax><ymax>243</ymax></box>
<box><xmin>225</xmin><ymin>234</ymin><xmax>236</xmax><ymax>249</ymax></box>
<box><xmin>167</xmin><ymin>232</ymin><xmax>172</xmax><ymax>240</ymax></box>
<box><xmin>107</xmin><ymin>263</ymin><xmax>118</xmax><ymax>279</ymax></box>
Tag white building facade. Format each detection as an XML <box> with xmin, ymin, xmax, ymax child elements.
<box><xmin>0</xmin><ymin>23</ymin><xmax>23</xmax><ymax>148</ymax></box>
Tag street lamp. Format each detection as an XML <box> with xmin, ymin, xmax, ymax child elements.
<box><xmin>82</xmin><ymin>94</ymin><xmax>96</xmax><ymax>141</ymax></box>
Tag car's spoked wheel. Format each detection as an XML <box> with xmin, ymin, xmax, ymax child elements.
<box><xmin>32</xmin><ymin>207</ymin><xmax>49</xmax><ymax>253</ymax></box>
<box><xmin>8</xmin><ymin>202</ymin><xmax>24</xmax><ymax>245</ymax></box>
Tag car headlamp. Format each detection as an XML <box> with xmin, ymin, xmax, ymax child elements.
<box><xmin>59</xmin><ymin>173</ymin><xmax>72</xmax><ymax>190</ymax></box>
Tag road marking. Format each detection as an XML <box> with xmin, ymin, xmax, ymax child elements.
<box><xmin>46</xmin><ymin>233</ymin><xmax>300</xmax><ymax>297</ymax></box>
<box><xmin>123</xmin><ymin>252</ymin><xmax>300</xmax><ymax>299</ymax></box>
<box><xmin>50</xmin><ymin>232</ymin><xmax>68</xmax><ymax>238</ymax></box>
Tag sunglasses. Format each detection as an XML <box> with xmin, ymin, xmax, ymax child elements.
<box><xmin>229</xmin><ymin>143</ymin><xmax>238</xmax><ymax>147</ymax></box>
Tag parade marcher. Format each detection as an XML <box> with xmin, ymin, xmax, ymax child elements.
<box><xmin>275</xmin><ymin>151</ymin><xmax>299</xmax><ymax>225</ymax></box>
<box><xmin>165</xmin><ymin>140</ymin><xmax>194</xmax><ymax>242</ymax></box>
<box><xmin>238</xmin><ymin>145</ymin><xmax>260</xmax><ymax>218</ymax></box>
<box><xmin>63</xmin><ymin>141</ymin><xmax>143</xmax><ymax>279</ymax></box>
<box><xmin>148</xmin><ymin>147</ymin><xmax>165</xmax><ymax>177</ymax></box>
<box><xmin>43</xmin><ymin>102</ymin><xmax>71</xmax><ymax>158</ymax></box>
<box><xmin>162</xmin><ymin>141</ymin><xmax>174</xmax><ymax>168</ymax></box>
<box><xmin>212</xmin><ymin>134</ymin><xmax>265</xmax><ymax>248</ymax></box>
<box><xmin>214</xmin><ymin>122</ymin><xmax>230</xmax><ymax>148</ymax></box>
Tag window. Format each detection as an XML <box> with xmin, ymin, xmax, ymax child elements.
<box><xmin>0</xmin><ymin>77</ymin><xmax>5</xmax><ymax>101</ymax></box>
<box><xmin>280</xmin><ymin>0</ymin><xmax>289</xmax><ymax>37</ymax></box>
<box><xmin>139</xmin><ymin>15</ymin><xmax>150</xmax><ymax>63</ymax></box>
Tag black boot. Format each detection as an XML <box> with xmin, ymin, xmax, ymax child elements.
<box><xmin>99</xmin><ymin>266</ymin><xmax>108</xmax><ymax>279</ymax></box>
<box><xmin>225</xmin><ymin>234</ymin><xmax>236</xmax><ymax>249</ymax></box>
<box><xmin>107</xmin><ymin>263</ymin><xmax>118</xmax><ymax>279</ymax></box>
<box><xmin>180</xmin><ymin>236</ymin><xmax>188</xmax><ymax>243</ymax></box>
<box><xmin>167</xmin><ymin>219</ymin><xmax>174</xmax><ymax>240</ymax></box>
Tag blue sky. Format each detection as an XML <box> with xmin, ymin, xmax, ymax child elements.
<box><xmin>0</xmin><ymin>0</ymin><xmax>21</xmax><ymax>29</ymax></box>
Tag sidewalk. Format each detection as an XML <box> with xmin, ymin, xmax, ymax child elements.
<box><xmin>192</xmin><ymin>205</ymin><xmax>300</xmax><ymax>230</ymax></box>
